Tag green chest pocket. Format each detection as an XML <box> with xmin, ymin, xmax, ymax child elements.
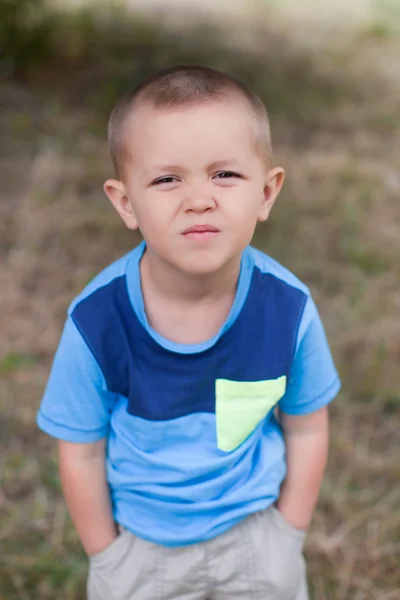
<box><xmin>215</xmin><ymin>376</ymin><xmax>287</xmax><ymax>452</ymax></box>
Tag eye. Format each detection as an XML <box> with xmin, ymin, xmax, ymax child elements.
<box><xmin>152</xmin><ymin>176</ymin><xmax>178</xmax><ymax>185</ymax></box>
<box><xmin>214</xmin><ymin>171</ymin><xmax>242</xmax><ymax>179</ymax></box>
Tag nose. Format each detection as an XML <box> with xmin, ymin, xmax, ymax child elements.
<box><xmin>182</xmin><ymin>186</ymin><xmax>216</xmax><ymax>213</ymax></box>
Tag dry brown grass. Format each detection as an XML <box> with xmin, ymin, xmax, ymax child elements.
<box><xmin>0</xmin><ymin>5</ymin><xmax>399</xmax><ymax>599</ymax></box>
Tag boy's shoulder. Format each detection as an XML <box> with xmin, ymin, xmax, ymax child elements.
<box><xmin>68</xmin><ymin>244</ymin><xmax>142</xmax><ymax>315</ymax></box>
<box><xmin>247</xmin><ymin>246</ymin><xmax>310</xmax><ymax>298</ymax></box>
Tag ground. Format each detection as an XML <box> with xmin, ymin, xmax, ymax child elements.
<box><xmin>0</xmin><ymin>3</ymin><xmax>399</xmax><ymax>599</ymax></box>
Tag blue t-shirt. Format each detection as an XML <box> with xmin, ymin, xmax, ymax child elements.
<box><xmin>37</xmin><ymin>242</ymin><xmax>341</xmax><ymax>547</ymax></box>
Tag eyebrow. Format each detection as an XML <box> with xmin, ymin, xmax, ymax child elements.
<box><xmin>208</xmin><ymin>159</ymin><xmax>242</xmax><ymax>170</ymax></box>
<box><xmin>148</xmin><ymin>159</ymin><xmax>242</xmax><ymax>175</ymax></box>
<box><xmin>149</xmin><ymin>165</ymin><xmax>185</xmax><ymax>174</ymax></box>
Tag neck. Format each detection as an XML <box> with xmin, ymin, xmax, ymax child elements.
<box><xmin>140</xmin><ymin>248</ymin><xmax>242</xmax><ymax>304</ymax></box>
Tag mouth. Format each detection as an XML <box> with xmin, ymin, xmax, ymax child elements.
<box><xmin>182</xmin><ymin>225</ymin><xmax>220</xmax><ymax>240</ymax></box>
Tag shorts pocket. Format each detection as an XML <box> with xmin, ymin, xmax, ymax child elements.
<box><xmin>270</xmin><ymin>507</ymin><xmax>307</xmax><ymax>541</ymax></box>
<box><xmin>264</xmin><ymin>507</ymin><xmax>306</xmax><ymax>599</ymax></box>
<box><xmin>89</xmin><ymin>528</ymin><xmax>132</xmax><ymax>569</ymax></box>
<box><xmin>87</xmin><ymin>530</ymin><xmax>159</xmax><ymax>600</ymax></box>
<box><xmin>215</xmin><ymin>376</ymin><xmax>286</xmax><ymax>452</ymax></box>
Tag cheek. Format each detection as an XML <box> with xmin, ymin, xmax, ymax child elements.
<box><xmin>225</xmin><ymin>185</ymin><xmax>264</xmax><ymax>219</ymax></box>
<box><xmin>135</xmin><ymin>194</ymin><xmax>176</xmax><ymax>235</ymax></box>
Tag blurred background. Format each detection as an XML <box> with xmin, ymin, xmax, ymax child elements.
<box><xmin>0</xmin><ymin>1</ymin><xmax>399</xmax><ymax>598</ymax></box>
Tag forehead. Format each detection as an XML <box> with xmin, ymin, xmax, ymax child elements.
<box><xmin>123</xmin><ymin>98</ymin><xmax>260</xmax><ymax>167</ymax></box>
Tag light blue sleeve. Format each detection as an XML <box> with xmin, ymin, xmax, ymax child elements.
<box><xmin>36</xmin><ymin>318</ymin><xmax>116</xmax><ymax>442</ymax></box>
<box><xmin>279</xmin><ymin>297</ymin><xmax>341</xmax><ymax>415</ymax></box>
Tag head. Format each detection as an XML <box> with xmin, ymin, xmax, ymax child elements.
<box><xmin>104</xmin><ymin>65</ymin><xmax>284</xmax><ymax>276</ymax></box>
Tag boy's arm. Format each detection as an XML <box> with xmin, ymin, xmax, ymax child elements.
<box><xmin>276</xmin><ymin>406</ymin><xmax>329</xmax><ymax>531</ymax></box>
<box><xmin>58</xmin><ymin>438</ymin><xmax>118</xmax><ymax>556</ymax></box>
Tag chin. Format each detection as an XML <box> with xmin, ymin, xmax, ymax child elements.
<box><xmin>177</xmin><ymin>254</ymin><xmax>231</xmax><ymax>276</ymax></box>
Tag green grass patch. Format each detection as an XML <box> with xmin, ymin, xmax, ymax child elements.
<box><xmin>0</xmin><ymin>352</ymin><xmax>38</xmax><ymax>375</ymax></box>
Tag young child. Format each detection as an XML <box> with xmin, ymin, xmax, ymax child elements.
<box><xmin>37</xmin><ymin>65</ymin><xmax>341</xmax><ymax>600</ymax></box>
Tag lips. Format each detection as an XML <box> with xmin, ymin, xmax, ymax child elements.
<box><xmin>182</xmin><ymin>225</ymin><xmax>220</xmax><ymax>235</ymax></box>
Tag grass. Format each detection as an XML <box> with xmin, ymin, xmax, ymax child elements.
<box><xmin>1</xmin><ymin>2</ymin><xmax>400</xmax><ymax>599</ymax></box>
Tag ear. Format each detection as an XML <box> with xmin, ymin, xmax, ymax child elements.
<box><xmin>258</xmin><ymin>167</ymin><xmax>285</xmax><ymax>222</ymax></box>
<box><xmin>103</xmin><ymin>179</ymin><xmax>139</xmax><ymax>231</ymax></box>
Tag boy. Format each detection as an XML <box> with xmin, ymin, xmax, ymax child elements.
<box><xmin>37</xmin><ymin>65</ymin><xmax>341</xmax><ymax>600</ymax></box>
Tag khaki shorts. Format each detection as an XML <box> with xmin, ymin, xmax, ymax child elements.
<box><xmin>87</xmin><ymin>505</ymin><xmax>309</xmax><ymax>600</ymax></box>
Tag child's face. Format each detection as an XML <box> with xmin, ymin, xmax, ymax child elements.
<box><xmin>105</xmin><ymin>98</ymin><xmax>284</xmax><ymax>276</ymax></box>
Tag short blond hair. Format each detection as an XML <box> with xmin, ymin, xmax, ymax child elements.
<box><xmin>108</xmin><ymin>65</ymin><xmax>272</xmax><ymax>178</ymax></box>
